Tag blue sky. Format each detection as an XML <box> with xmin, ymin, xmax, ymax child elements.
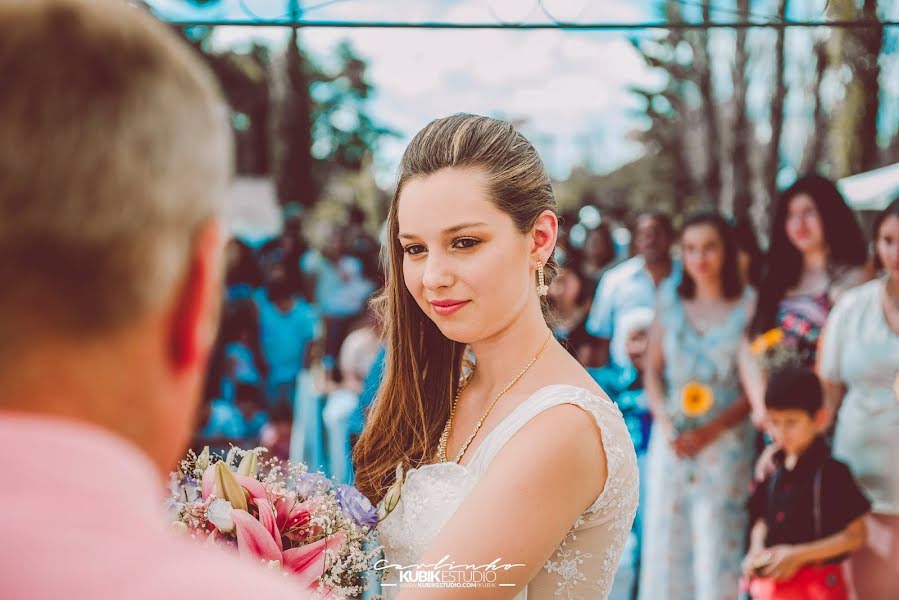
<box><xmin>147</xmin><ymin>0</ymin><xmax>899</xmax><ymax>185</ymax></box>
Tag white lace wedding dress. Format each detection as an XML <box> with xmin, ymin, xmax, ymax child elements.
<box><xmin>378</xmin><ymin>384</ymin><xmax>639</xmax><ymax>599</ymax></box>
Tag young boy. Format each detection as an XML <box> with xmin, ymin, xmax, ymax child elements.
<box><xmin>744</xmin><ymin>366</ymin><xmax>870</xmax><ymax>599</ymax></box>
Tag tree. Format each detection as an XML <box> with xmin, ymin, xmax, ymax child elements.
<box><xmin>628</xmin><ymin>1</ymin><xmax>700</xmax><ymax>215</ymax></box>
<box><xmin>311</xmin><ymin>41</ymin><xmax>398</xmax><ymax>174</ymax></box>
<box><xmin>731</xmin><ymin>0</ymin><xmax>753</xmax><ymax>222</ymax></box>
<box><xmin>800</xmin><ymin>40</ymin><xmax>829</xmax><ymax>173</ymax></box>
<box><xmin>170</xmin><ymin>2</ymin><xmax>394</xmax><ymax>208</ymax></box>
<box><xmin>827</xmin><ymin>0</ymin><xmax>884</xmax><ymax>177</ymax></box>
<box><xmin>269</xmin><ymin>25</ymin><xmax>317</xmax><ymax>207</ymax></box>
<box><xmin>689</xmin><ymin>0</ymin><xmax>722</xmax><ymax>207</ymax></box>
<box><xmin>764</xmin><ymin>0</ymin><xmax>788</xmax><ymax>212</ymax></box>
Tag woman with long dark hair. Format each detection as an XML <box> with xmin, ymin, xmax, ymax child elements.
<box><xmin>819</xmin><ymin>198</ymin><xmax>899</xmax><ymax>599</ymax></box>
<box><xmin>739</xmin><ymin>175</ymin><xmax>869</xmax><ymax>418</ymax></box>
<box><xmin>640</xmin><ymin>210</ymin><xmax>756</xmax><ymax>600</ymax></box>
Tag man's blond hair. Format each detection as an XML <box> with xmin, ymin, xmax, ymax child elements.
<box><xmin>0</xmin><ymin>0</ymin><xmax>232</xmax><ymax>344</ymax></box>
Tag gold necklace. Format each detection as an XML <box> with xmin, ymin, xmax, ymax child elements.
<box><xmin>436</xmin><ymin>330</ymin><xmax>553</xmax><ymax>464</ymax></box>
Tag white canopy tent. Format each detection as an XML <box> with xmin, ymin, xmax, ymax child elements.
<box><xmin>838</xmin><ymin>162</ymin><xmax>899</xmax><ymax>211</ymax></box>
<box><xmin>226</xmin><ymin>176</ymin><xmax>281</xmax><ymax>247</ymax></box>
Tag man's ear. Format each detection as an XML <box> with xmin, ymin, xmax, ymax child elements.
<box><xmin>168</xmin><ymin>220</ymin><xmax>224</xmax><ymax>372</ymax></box>
<box><xmin>530</xmin><ymin>209</ymin><xmax>558</xmax><ymax>266</ymax></box>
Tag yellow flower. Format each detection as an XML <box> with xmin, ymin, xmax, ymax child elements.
<box><xmin>751</xmin><ymin>328</ymin><xmax>784</xmax><ymax>356</ymax></box>
<box><xmin>681</xmin><ymin>381</ymin><xmax>715</xmax><ymax>418</ymax></box>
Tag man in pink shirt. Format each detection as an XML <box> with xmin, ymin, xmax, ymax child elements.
<box><xmin>0</xmin><ymin>1</ymin><xmax>312</xmax><ymax>598</ymax></box>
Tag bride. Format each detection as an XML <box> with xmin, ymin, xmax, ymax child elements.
<box><xmin>353</xmin><ymin>114</ymin><xmax>638</xmax><ymax>599</ymax></box>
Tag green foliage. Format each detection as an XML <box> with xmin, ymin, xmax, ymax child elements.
<box><xmin>176</xmin><ymin>27</ymin><xmax>393</xmax><ymax>207</ymax></box>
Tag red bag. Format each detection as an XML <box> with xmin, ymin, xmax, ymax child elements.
<box><xmin>748</xmin><ymin>564</ymin><xmax>848</xmax><ymax>600</ymax></box>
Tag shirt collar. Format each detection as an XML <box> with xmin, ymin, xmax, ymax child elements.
<box><xmin>775</xmin><ymin>436</ymin><xmax>829</xmax><ymax>476</ymax></box>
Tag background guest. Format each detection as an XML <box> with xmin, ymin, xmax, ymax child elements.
<box><xmin>587</xmin><ymin>210</ymin><xmax>679</xmax><ymax>368</ymax></box>
<box><xmin>741</xmin><ymin>175</ymin><xmax>869</xmax><ymax>418</ymax></box>
<box><xmin>640</xmin><ymin>211</ymin><xmax>756</xmax><ymax>600</ymax></box>
<box><xmin>818</xmin><ymin>197</ymin><xmax>899</xmax><ymax>599</ymax></box>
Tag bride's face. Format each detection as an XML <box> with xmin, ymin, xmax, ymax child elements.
<box><xmin>397</xmin><ymin>167</ymin><xmax>535</xmax><ymax>344</ymax></box>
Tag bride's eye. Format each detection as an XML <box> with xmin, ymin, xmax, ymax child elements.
<box><xmin>403</xmin><ymin>244</ymin><xmax>426</xmax><ymax>256</ymax></box>
<box><xmin>452</xmin><ymin>237</ymin><xmax>480</xmax><ymax>250</ymax></box>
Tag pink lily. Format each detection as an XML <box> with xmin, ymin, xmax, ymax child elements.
<box><xmin>273</xmin><ymin>491</ymin><xmax>314</xmax><ymax>540</ymax></box>
<box><xmin>231</xmin><ymin>509</ymin><xmax>346</xmax><ymax>594</ymax></box>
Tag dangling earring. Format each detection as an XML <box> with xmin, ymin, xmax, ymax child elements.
<box><xmin>536</xmin><ymin>260</ymin><xmax>549</xmax><ymax>297</ymax></box>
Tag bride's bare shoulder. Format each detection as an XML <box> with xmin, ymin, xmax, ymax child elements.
<box><xmin>534</xmin><ymin>345</ymin><xmax>606</xmax><ymax>398</ymax></box>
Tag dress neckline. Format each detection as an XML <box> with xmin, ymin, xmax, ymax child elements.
<box><xmin>677</xmin><ymin>288</ymin><xmax>751</xmax><ymax>340</ymax></box>
<box><xmin>404</xmin><ymin>383</ymin><xmax>618</xmax><ymax>517</ymax></box>
<box><xmin>419</xmin><ymin>384</ymin><xmax>606</xmax><ymax>472</ymax></box>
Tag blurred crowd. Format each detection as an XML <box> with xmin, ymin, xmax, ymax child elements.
<box><xmin>196</xmin><ymin>204</ymin><xmax>382</xmax><ymax>471</ymax></box>
<box><xmin>194</xmin><ymin>176</ymin><xmax>899</xmax><ymax>600</ymax></box>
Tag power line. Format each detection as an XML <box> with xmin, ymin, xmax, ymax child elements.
<box><xmin>161</xmin><ymin>18</ymin><xmax>899</xmax><ymax>30</ymax></box>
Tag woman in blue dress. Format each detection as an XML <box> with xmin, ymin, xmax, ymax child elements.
<box><xmin>639</xmin><ymin>211</ymin><xmax>756</xmax><ymax>600</ymax></box>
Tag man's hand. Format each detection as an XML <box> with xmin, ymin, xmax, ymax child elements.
<box><xmin>758</xmin><ymin>545</ymin><xmax>805</xmax><ymax>581</ymax></box>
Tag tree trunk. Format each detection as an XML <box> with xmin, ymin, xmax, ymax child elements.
<box><xmin>692</xmin><ymin>1</ymin><xmax>721</xmax><ymax>207</ymax></box>
<box><xmin>731</xmin><ymin>0</ymin><xmax>752</xmax><ymax>222</ymax></box>
<box><xmin>764</xmin><ymin>0</ymin><xmax>788</xmax><ymax>211</ymax></box>
<box><xmin>269</xmin><ymin>26</ymin><xmax>317</xmax><ymax>207</ymax></box>
<box><xmin>858</xmin><ymin>0</ymin><xmax>883</xmax><ymax>173</ymax></box>
<box><xmin>801</xmin><ymin>41</ymin><xmax>828</xmax><ymax>174</ymax></box>
<box><xmin>827</xmin><ymin>0</ymin><xmax>883</xmax><ymax>177</ymax></box>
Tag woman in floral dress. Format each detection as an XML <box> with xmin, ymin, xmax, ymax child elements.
<box><xmin>640</xmin><ymin>211</ymin><xmax>756</xmax><ymax>600</ymax></box>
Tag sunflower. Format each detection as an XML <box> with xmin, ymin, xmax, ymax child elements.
<box><xmin>681</xmin><ymin>381</ymin><xmax>715</xmax><ymax>418</ymax></box>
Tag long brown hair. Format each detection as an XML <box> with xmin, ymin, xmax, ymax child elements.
<box><xmin>353</xmin><ymin>114</ymin><xmax>558</xmax><ymax>503</ymax></box>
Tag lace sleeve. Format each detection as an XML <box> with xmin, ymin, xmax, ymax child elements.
<box><xmin>472</xmin><ymin>386</ymin><xmax>639</xmax><ymax>600</ymax></box>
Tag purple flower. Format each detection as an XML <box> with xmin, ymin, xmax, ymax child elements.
<box><xmin>336</xmin><ymin>484</ymin><xmax>378</xmax><ymax>528</ymax></box>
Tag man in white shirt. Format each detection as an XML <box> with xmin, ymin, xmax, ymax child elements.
<box><xmin>586</xmin><ymin>211</ymin><xmax>680</xmax><ymax>367</ymax></box>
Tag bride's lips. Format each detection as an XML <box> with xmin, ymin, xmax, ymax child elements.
<box><xmin>430</xmin><ymin>299</ymin><xmax>470</xmax><ymax>316</ymax></box>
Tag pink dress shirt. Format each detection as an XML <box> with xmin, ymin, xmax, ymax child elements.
<box><xmin>0</xmin><ymin>411</ymin><xmax>310</xmax><ymax>599</ymax></box>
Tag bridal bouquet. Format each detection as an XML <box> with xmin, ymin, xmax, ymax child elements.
<box><xmin>167</xmin><ymin>446</ymin><xmax>382</xmax><ymax>598</ymax></box>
